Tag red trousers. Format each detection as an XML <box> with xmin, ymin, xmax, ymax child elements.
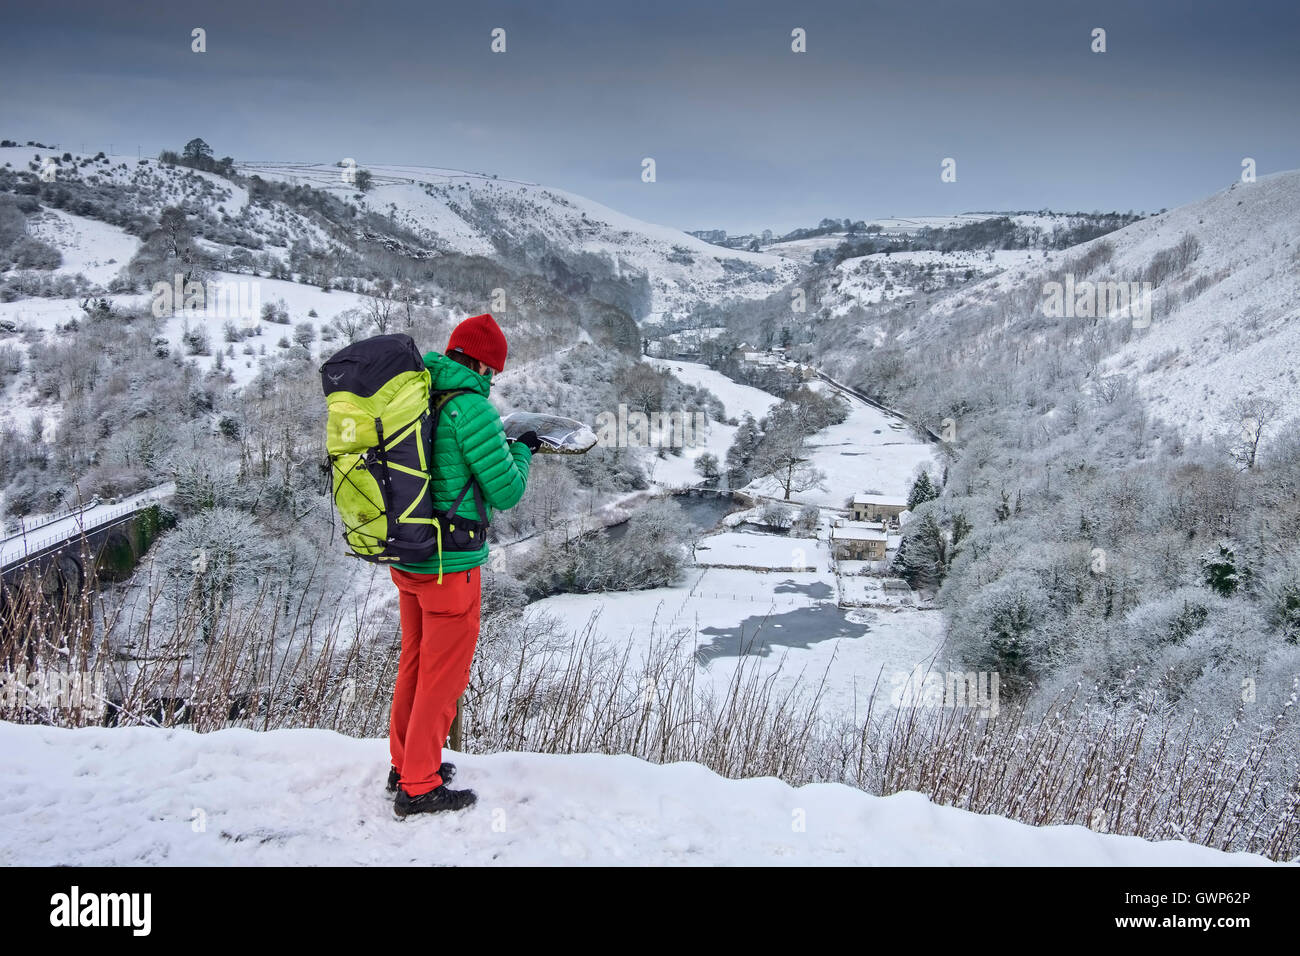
<box><xmin>389</xmin><ymin>566</ymin><xmax>481</xmax><ymax>796</ymax></box>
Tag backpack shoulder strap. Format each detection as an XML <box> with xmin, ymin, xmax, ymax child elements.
<box><xmin>429</xmin><ymin>387</ymin><xmax>472</xmax><ymax>436</ymax></box>
<box><xmin>429</xmin><ymin>388</ymin><xmax>489</xmax><ymax>524</ymax></box>
<box><xmin>430</xmin><ymin>387</ymin><xmax>473</xmax><ymax>414</ymax></box>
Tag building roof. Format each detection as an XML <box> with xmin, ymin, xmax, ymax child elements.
<box><xmin>852</xmin><ymin>494</ymin><xmax>909</xmax><ymax>508</ymax></box>
<box><xmin>835</xmin><ymin>517</ymin><xmax>885</xmax><ymax>530</ymax></box>
<box><xmin>831</xmin><ymin>524</ymin><xmax>888</xmax><ymax>542</ymax></box>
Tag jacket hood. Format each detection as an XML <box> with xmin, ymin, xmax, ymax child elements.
<box><xmin>425</xmin><ymin>350</ymin><xmax>492</xmax><ymax>396</ymax></box>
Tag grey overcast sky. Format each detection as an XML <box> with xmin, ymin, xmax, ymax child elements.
<box><xmin>2</xmin><ymin>0</ymin><xmax>1297</xmax><ymax>233</ymax></box>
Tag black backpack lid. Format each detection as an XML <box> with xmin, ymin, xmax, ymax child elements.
<box><xmin>320</xmin><ymin>333</ymin><xmax>423</xmax><ymax>398</ymax></box>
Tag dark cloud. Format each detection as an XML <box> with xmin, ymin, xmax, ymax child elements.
<box><xmin>2</xmin><ymin>0</ymin><xmax>1296</xmax><ymax>232</ymax></box>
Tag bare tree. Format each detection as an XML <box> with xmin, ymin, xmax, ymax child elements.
<box><xmin>331</xmin><ymin>308</ymin><xmax>370</xmax><ymax>344</ymax></box>
<box><xmin>754</xmin><ymin>405</ymin><xmax>826</xmax><ymax>500</ymax></box>
<box><xmin>364</xmin><ymin>278</ymin><xmax>399</xmax><ymax>334</ymax></box>
<box><xmin>617</xmin><ymin>363</ymin><xmax>666</xmax><ymax>416</ymax></box>
<box><xmin>398</xmin><ymin>281</ymin><xmax>419</xmax><ymax>328</ymax></box>
<box><xmin>1228</xmin><ymin>395</ymin><xmax>1281</xmax><ymax>470</ymax></box>
<box><xmin>1093</xmin><ymin>374</ymin><xmax>1131</xmax><ymax>406</ymax></box>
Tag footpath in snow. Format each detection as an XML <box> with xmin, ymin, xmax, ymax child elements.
<box><xmin>0</xmin><ymin>723</ymin><xmax>1280</xmax><ymax>866</ymax></box>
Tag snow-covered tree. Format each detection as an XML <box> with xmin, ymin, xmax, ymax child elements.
<box><xmin>907</xmin><ymin>470</ymin><xmax>939</xmax><ymax>510</ymax></box>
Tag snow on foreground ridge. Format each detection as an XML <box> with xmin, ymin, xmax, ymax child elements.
<box><xmin>0</xmin><ymin>723</ymin><xmax>1280</xmax><ymax>866</ymax></box>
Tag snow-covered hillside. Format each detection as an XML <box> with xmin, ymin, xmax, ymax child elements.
<box><xmin>763</xmin><ymin>213</ymin><xmax>1105</xmax><ymax>263</ymax></box>
<box><xmin>919</xmin><ymin>171</ymin><xmax>1300</xmax><ymax>437</ymax></box>
<box><xmin>239</xmin><ymin>161</ymin><xmax>800</xmax><ymax>318</ymax></box>
<box><xmin>0</xmin><ymin>145</ymin><xmax>799</xmax><ymax>323</ymax></box>
<box><xmin>0</xmin><ymin>722</ymin><xmax>1280</xmax><ymax>865</ymax></box>
<box><xmin>825</xmin><ymin>248</ymin><xmax>1043</xmax><ymax>316</ymax></box>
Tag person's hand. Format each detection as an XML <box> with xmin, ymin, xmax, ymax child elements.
<box><xmin>514</xmin><ymin>430</ymin><xmax>541</xmax><ymax>453</ymax></box>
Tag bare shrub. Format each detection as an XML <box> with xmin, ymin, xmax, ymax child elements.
<box><xmin>3</xmin><ymin>558</ymin><xmax>1296</xmax><ymax>860</ymax></box>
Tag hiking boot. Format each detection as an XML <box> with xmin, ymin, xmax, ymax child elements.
<box><xmin>387</xmin><ymin>763</ymin><xmax>455</xmax><ymax>793</ymax></box>
<box><xmin>393</xmin><ymin>784</ymin><xmax>477</xmax><ymax>818</ymax></box>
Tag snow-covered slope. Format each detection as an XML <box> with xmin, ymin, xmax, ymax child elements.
<box><xmin>25</xmin><ymin>208</ymin><xmax>139</xmax><ymax>286</ymax></box>
<box><xmin>918</xmin><ymin>171</ymin><xmax>1300</xmax><ymax>437</ymax></box>
<box><xmin>826</xmin><ymin>248</ymin><xmax>1043</xmax><ymax>316</ymax></box>
<box><xmin>239</xmin><ymin>161</ymin><xmax>800</xmax><ymax>319</ymax></box>
<box><xmin>0</xmin><ymin>722</ymin><xmax>1279</xmax><ymax>865</ymax></box>
<box><xmin>0</xmin><ymin>145</ymin><xmax>251</xmax><ymax>215</ymax></box>
<box><xmin>1102</xmin><ymin>173</ymin><xmax>1300</xmax><ymax>435</ymax></box>
<box><xmin>763</xmin><ymin>213</ymin><xmax>1098</xmax><ymax>263</ymax></box>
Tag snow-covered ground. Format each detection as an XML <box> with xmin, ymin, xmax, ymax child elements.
<box><xmin>527</xmin><ymin>558</ymin><xmax>945</xmax><ymax>718</ymax></box>
<box><xmin>649</xmin><ymin>357</ymin><xmax>779</xmax><ymax>423</ymax></box>
<box><xmin>0</xmin><ymin>269</ymin><xmax>375</xmax><ymax>412</ymax></box>
<box><xmin>743</xmin><ymin>380</ymin><xmax>937</xmax><ymax>508</ymax></box>
<box><xmin>0</xmin><ymin>146</ymin><xmax>251</xmax><ymax>216</ymax></box>
<box><xmin>693</xmin><ymin>531</ymin><xmax>824</xmax><ymax>570</ymax></box>
<box><xmin>144</xmin><ymin>273</ymin><xmax>375</xmax><ymax>386</ymax></box>
<box><xmin>25</xmin><ymin>208</ymin><xmax>139</xmax><ymax>287</ymax></box>
<box><xmin>838</xmin><ymin>573</ymin><xmax>919</xmax><ymax>608</ymax></box>
<box><xmin>0</xmin><ymin>721</ymin><xmax>1278</xmax><ymax>865</ymax></box>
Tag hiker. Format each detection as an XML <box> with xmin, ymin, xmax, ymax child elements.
<box><xmin>385</xmin><ymin>312</ymin><xmax>539</xmax><ymax>817</ymax></box>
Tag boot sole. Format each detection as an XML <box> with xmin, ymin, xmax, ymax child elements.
<box><xmin>393</xmin><ymin>795</ymin><xmax>477</xmax><ymax>819</ymax></box>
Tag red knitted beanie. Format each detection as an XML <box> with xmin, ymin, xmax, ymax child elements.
<box><xmin>446</xmin><ymin>313</ymin><xmax>508</xmax><ymax>372</ymax></box>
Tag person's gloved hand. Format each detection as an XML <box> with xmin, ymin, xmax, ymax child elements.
<box><xmin>513</xmin><ymin>430</ymin><xmax>541</xmax><ymax>453</ymax></box>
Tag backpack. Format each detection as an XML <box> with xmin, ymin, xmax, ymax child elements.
<box><xmin>320</xmin><ymin>334</ymin><xmax>485</xmax><ymax>570</ymax></box>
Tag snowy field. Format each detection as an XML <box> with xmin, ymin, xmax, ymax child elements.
<box><xmin>26</xmin><ymin>208</ymin><xmax>140</xmax><ymax>286</ymax></box>
<box><xmin>838</xmin><ymin>573</ymin><xmax>918</xmax><ymax>608</ymax></box>
<box><xmin>641</xmin><ymin>358</ymin><xmax>781</xmax><ymax>489</ymax></box>
<box><xmin>0</xmin><ymin>722</ymin><xmax>1279</xmax><ymax>866</ymax></box>
<box><xmin>527</xmin><ymin>561</ymin><xmax>946</xmax><ymax>717</ymax></box>
<box><xmin>649</xmin><ymin>357</ymin><xmax>779</xmax><ymax>422</ymax></box>
<box><xmin>693</xmin><ymin>531</ymin><xmax>825</xmax><ymax>570</ymax></box>
<box><xmin>743</xmin><ymin>382</ymin><xmax>937</xmax><ymax>508</ymax></box>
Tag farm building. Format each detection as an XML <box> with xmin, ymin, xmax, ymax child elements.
<box><xmin>830</xmin><ymin>522</ymin><xmax>888</xmax><ymax>561</ymax></box>
<box><xmin>850</xmin><ymin>494</ymin><xmax>908</xmax><ymax>525</ymax></box>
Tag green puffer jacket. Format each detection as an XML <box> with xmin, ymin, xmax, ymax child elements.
<box><xmin>393</xmin><ymin>351</ymin><xmax>531</xmax><ymax>576</ymax></box>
